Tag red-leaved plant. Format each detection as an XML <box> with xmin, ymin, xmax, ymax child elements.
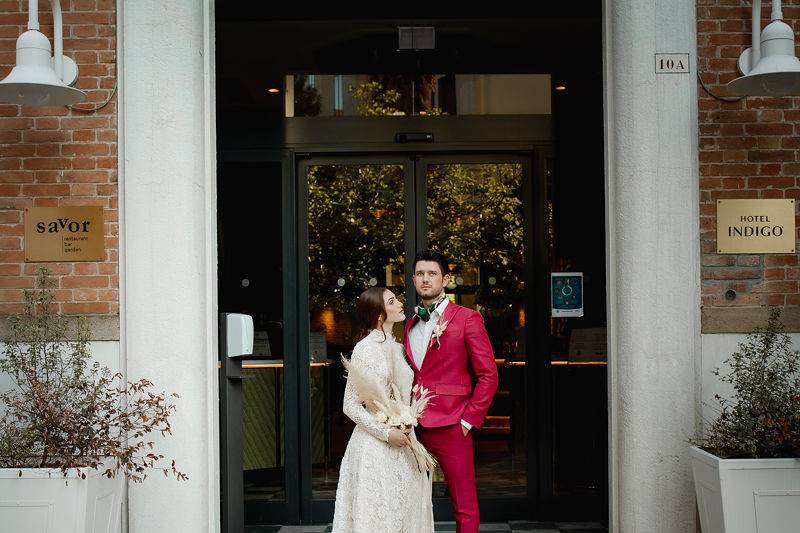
<box><xmin>0</xmin><ymin>267</ymin><xmax>187</xmax><ymax>481</ymax></box>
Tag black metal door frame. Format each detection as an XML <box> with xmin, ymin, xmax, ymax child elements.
<box><xmin>295</xmin><ymin>149</ymin><xmax>546</xmax><ymax>524</ymax></box>
<box><xmin>295</xmin><ymin>154</ymin><xmax>416</xmax><ymax>523</ymax></box>
<box><xmin>413</xmin><ymin>152</ymin><xmax>545</xmax><ymax>524</ymax></box>
<box><xmin>218</xmin><ymin>149</ymin><xmax>303</xmax><ymax>526</ymax></box>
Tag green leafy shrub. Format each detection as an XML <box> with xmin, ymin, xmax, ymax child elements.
<box><xmin>694</xmin><ymin>308</ymin><xmax>800</xmax><ymax>458</ymax></box>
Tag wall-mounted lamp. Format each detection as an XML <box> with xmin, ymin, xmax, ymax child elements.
<box><xmin>728</xmin><ymin>0</ymin><xmax>800</xmax><ymax>96</ymax></box>
<box><xmin>0</xmin><ymin>0</ymin><xmax>86</xmax><ymax>106</ymax></box>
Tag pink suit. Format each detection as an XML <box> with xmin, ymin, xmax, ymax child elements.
<box><xmin>404</xmin><ymin>302</ymin><xmax>499</xmax><ymax>533</ymax></box>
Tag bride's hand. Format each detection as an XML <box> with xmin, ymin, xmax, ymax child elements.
<box><xmin>388</xmin><ymin>429</ymin><xmax>410</xmax><ymax>447</ymax></box>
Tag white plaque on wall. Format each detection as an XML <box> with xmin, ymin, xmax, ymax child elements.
<box><xmin>655</xmin><ymin>53</ymin><xmax>690</xmax><ymax>73</ymax></box>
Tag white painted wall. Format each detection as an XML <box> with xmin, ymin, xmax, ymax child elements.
<box><xmin>604</xmin><ymin>0</ymin><xmax>700</xmax><ymax>531</ymax></box>
<box><xmin>0</xmin><ymin>341</ymin><xmax>120</xmax><ymax>413</ymax></box>
<box><xmin>118</xmin><ymin>1</ymin><xmax>218</xmax><ymax>532</ymax></box>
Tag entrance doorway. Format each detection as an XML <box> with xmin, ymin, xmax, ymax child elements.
<box><xmin>216</xmin><ymin>10</ymin><xmax>606</xmax><ymax>529</ymax></box>
<box><xmin>298</xmin><ymin>152</ymin><xmax>534</xmax><ymax>523</ymax></box>
<box><xmin>219</xmin><ymin>113</ymin><xmax>607</xmax><ymax>526</ymax></box>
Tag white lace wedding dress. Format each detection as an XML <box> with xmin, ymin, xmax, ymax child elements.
<box><xmin>331</xmin><ymin>329</ymin><xmax>434</xmax><ymax>533</ymax></box>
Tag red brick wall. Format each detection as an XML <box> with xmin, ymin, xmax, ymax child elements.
<box><xmin>0</xmin><ymin>0</ymin><xmax>117</xmax><ymax>315</ymax></box>
<box><xmin>698</xmin><ymin>1</ymin><xmax>800</xmax><ymax>314</ymax></box>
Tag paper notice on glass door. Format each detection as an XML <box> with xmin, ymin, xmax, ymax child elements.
<box><xmin>551</xmin><ymin>272</ymin><xmax>584</xmax><ymax>318</ymax></box>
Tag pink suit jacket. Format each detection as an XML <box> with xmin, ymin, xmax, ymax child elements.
<box><xmin>404</xmin><ymin>302</ymin><xmax>499</xmax><ymax>429</ymax></box>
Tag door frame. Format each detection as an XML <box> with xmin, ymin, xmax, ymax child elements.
<box><xmin>222</xmin><ymin>115</ymin><xmax>557</xmax><ymax>525</ymax></box>
<box><xmin>295</xmin><ymin>148</ymin><xmax>547</xmax><ymax>524</ymax></box>
<box><xmin>295</xmin><ymin>154</ymin><xmax>416</xmax><ymax>523</ymax></box>
<box><xmin>218</xmin><ymin>150</ymin><xmax>303</xmax><ymax>526</ymax></box>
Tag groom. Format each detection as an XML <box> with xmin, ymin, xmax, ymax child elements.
<box><xmin>404</xmin><ymin>249</ymin><xmax>499</xmax><ymax>533</ymax></box>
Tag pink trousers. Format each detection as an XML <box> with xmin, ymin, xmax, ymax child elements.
<box><xmin>419</xmin><ymin>423</ymin><xmax>479</xmax><ymax>533</ymax></box>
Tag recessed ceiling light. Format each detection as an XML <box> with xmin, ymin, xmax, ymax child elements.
<box><xmin>267</xmin><ymin>88</ymin><xmax>280</xmax><ymax>93</ymax></box>
<box><xmin>555</xmin><ymin>85</ymin><xmax>566</xmax><ymax>91</ymax></box>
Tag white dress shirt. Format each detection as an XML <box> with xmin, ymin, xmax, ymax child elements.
<box><xmin>409</xmin><ymin>296</ymin><xmax>473</xmax><ymax>432</ymax></box>
<box><xmin>409</xmin><ymin>297</ymin><xmax>448</xmax><ymax>370</ymax></box>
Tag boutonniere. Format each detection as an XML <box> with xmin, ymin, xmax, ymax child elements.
<box><xmin>429</xmin><ymin>319</ymin><xmax>449</xmax><ymax>349</ymax></box>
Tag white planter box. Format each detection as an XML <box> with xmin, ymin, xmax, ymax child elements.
<box><xmin>0</xmin><ymin>463</ymin><xmax>123</xmax><ymax>533</ymax></box>
<box><xmin>690</xmin><ymin>446</ymin><xmax>800</xmax><ymax>533</ymax></box>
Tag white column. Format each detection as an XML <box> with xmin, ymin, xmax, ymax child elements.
<box><xmin>118</xmin><ymin>1</ymin><xmax>218</xmax><ymax>532</ymax></box>
<box><xmin>604</xmin><ymin>1</ymin><xmax>700</xmax><ymax>531</ymax></box>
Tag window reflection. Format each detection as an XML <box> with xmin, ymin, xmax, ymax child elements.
<box><xmin>427</xmin><ymin>162</ymin><xmax>527</xmax><ymax>497</ymax></box>
<box><xmin>306</xmin><ymin>164</ymin><xmax>406</xmax><ymax>498</ymax></box>
<box><xmin>287</xmin><ymin>74</ymin><xmax>552</xmax><ymax>117</ymax></box>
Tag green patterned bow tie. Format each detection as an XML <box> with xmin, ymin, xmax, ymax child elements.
<box><xmin>415</xmin><ymin>295</ymin><xmax>445</xmax><ymax>322</ymax></box>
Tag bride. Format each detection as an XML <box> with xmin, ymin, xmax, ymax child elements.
<box><xmin>331</xmin><ymin>286</ymin><xmax>434</xmax><ymax>533</ymax></box>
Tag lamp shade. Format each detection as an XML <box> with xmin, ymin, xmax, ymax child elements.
<box><xmin>0</xmin><ymin>29</ymin><xmax>85</xmax><ymax>106</ymax></box>
<box><xmin>728</xmin><ymin>19</ymin><xmax>800</xmax><ymax>96</ymax></box>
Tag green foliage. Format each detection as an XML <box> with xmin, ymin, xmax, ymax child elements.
<box><xmin>308</xmin><ymin>165</ymin><xmax>405</xmax><ymax>313</ymax></box>
<box><xmin>693</xmin><ymin>308</ymin><xmax>800</xmax><ymax>458</ymax></box>
<box><xmin>427</xmin><ymin>163</ymin><xmax>524</xmax><ymax>311</ymax></box>
<box><xmin>348</xmin><ymin>80</ymin><xmax>446</xmax><ymax>116</ymax></box>
<box><xmin>348</xmin><ymin>81</ymin><xmax>403</xmax><ymax>116</ymax></box>
<box><xmin>0</xmin><ymin>268</ymin><xmax>187</xmax><ymax>481</ymax></box>
<box><xmin>307</xmin><ymin>162</ymin><xmax>524</xmax><ymax>314</ymax></box>
<box><xmin>307</xmin><ymin>81</ymin><xmax>522</xmax><ymax>315</ymax></box>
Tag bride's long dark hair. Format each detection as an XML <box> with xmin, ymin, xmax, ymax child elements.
<box><xmin>355</xmin><ymin>286</ymin><xmax>388</xmax><ymax>342</ymax></box>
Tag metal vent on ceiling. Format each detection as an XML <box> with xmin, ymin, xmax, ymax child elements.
<box><xmin>397</xmin><ymin>26</ymin><xmax>435</xmax><ymax>50</ymax></box>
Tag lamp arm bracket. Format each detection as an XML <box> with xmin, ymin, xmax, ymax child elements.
<box><xmin>27</xmin><ymin>0</ymin><xmax>65</xmax><ymax>81</ymax></box>
<box><xmin>772</xmin><ymin>0</ymin><xmax>783</xmax><ymax>22</ymax></box>
<box><xmin>750</xmin><ymin>0</ymin><xmax>762</xmax><ymax>73</ymax></box>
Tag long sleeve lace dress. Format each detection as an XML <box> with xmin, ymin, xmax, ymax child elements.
<box><xmin>331</xmin><ymin>329</ymin><xmax>434</xmax><ymax>533</ymax></box>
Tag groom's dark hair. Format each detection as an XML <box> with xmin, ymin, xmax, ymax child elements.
<box><xmin>413</xmin><ymin>249</ymin><xmax>449</xmax><ymax>276</ymax></box>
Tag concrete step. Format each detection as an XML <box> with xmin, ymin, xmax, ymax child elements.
<box><xmin>246</xmin><ymin>522</ymin><xmax>608</xmax><ymax>533</ymax></box>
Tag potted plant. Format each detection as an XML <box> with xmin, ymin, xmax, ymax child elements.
<box><xmin>690</xmin><ymin>307</ymin><xmax>800</xmax><ymax>533</ymax></box>
<box><xmin>0</xmin><ymin>268</ymin><xmax>186</xmax><ymax>533</ymax></box>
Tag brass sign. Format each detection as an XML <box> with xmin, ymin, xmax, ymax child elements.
<box><xmin>716</xmin><ymin>199</ymin><xmax>796</xmax><ymax>254</ymax></box>
<box><xmin>24</xmin><ymin>207</ymin><xmax>105</xmax><ymax>262</ymax></box>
